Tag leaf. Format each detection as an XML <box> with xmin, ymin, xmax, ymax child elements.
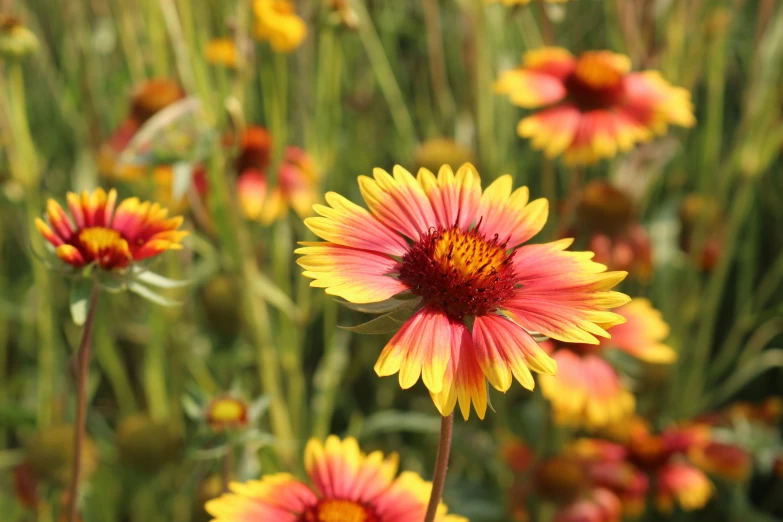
<box><xmin>335</xmin><ymin>296</ymin><xmax>421</xmax><ymax>315</ymax></box>
<box><xmin>253</xmin><ymin>272</ymin><xmax>301</xmax><ymax>321</ymax></box>
<box><xmin>181</xmin><ymin>395</ymin><xmax>204</xmax><ymax>420</ymax></box>
<box><xmin>133</xmin><ymin>268</ymin><xmax>190</xmax><ymax>289</ymax></box>
<box><xmin>171</xmin><ymin>161</ymin><xmax>195</xmax><ymax>202</ymax></box>
<box><xmin>128</xmin><ymin>282</ymin><xmax>180</xmax><ymax>307</ymax></box>
<box><xmin>248</xmin><ymin>395</ymin><xmax>272</xmax><ymax>420</ymax></box>
<box><xmin>70</xmin><ymin>278</ymin><xmax>93</xmax><ymax>326</ymax></box>
<box><xmin>339</xmin><ymin>306</ymin><xmax>417</xmax><ymax>334</ymax></box>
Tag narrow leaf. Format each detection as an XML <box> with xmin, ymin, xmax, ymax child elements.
<box><xmin>171</xmin><ymin>161</ymin><xmax>194</xmax><ymax>202</ymax></box>
<box><xmin>339</xmin><ymin>306</ymin><xmax>416</xmax><ymax>334</ymax></box>
<box><xmin>128</xmin><ymin>282</ymin><xmax>180</xmax><ymax>307</ymax></box>
<box><xmin>253</xmin><ymin>273</ymin><xmax>301</xmax><ymax>321</ymax></box>
<box><xmin>134</xmin><ymin>269</ymin><xmax>190</xmax><ymax>289</ymax></box>
<box><xmin>335</xmin><ymin>296</ymin><xmax>421</xmax><ymax>315</ymax></box>
<box><xmin>70</xmin><ymin>279</ymin><xmax>92</xmax><ymax>326</ymax></box>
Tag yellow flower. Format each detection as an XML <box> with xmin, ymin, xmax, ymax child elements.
<box><xmin>253</xmin><ymin>0</ymin><xmax>307</xmax><ymax>53</ymax></box>
<box><xmin>206</xmin><ymin>38</ymin><xmax>239</xmax><ymax>68</ymax></box>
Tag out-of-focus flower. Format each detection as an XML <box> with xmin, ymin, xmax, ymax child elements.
<box><xmin>230</xmin><ymin>125</ymin><xmax>273</xmax><ymax>173</ymax></box>
<box><xmin>205</xmin><ymin>396</ymin><xmax>249</xmax><ymax>431</ymax></box>
<box><xmin>237</xmin><ymin>146</ymin><xmax>319</xmax><ymax>224</ymax></box>
<box><xmin>325</xmin><ymin>0</ymin><xmax>359</xmax><ymax>30</ymax></box>
<box><xmin>297</xmin><ymin>164</ymin><xmax>629</xmax><ymax>419</ymax></box>
<box><xmin>253</xmin><ymin>0</ymin><xmax>306</xmax><ymax>53</ymax></box>
<box><xmin>151</xmin><ymin>164</ymin><xmax>209</xmax><ymax>212</ymax></box>
<box><xmin>554</xmin><ymin>488</ymin><xmax>622</xmax><ymax>522</ymax></box>
<box><xmin>414</xmin><ymin>138</ymin><xmax>476</xmax><ymax>175</ymax></box>
<box><xmin>679</xmin><ymin>194</ymin><xmax>723</xmax><ymax>272</ymax></box>
<box><xmin>35</xmin><ymin>188</ymin><xmax>187</xmax><ymax>271</ymax></box>
<box><xmin>99</xmin><ymin>78</ymin><xmax>187</xmax><ymax>181</ymax></box>
<box><xmin>540</xmin><ymin>347</ymin><xmax>635</xmax><ymax>429</ymax></box>
<box><xmin>25</xmin><ymin>425</ymin><xmax>98</xmax><ymax>487</ymax></box>
<box><xmin>535</xmin><ymin>456</ymin><xmax>588</xmax><ymax>503</ymax></box>
<box><xmin>689</xmin><ymin>441</ymin><xmax>751</xmax><ymax>482</ymax></box>
<box><xmin>116</xmin><ymin>414</ymin><xmax>183</xmax><ymax>474</ymax></box>
<box><xmin>655</xmin><ymin>463</ymin><xmax>713</xmax><ymax>514</ymax></box>
<box><xmin>206</xmin><ymin>38</ymin><xmax>239</xmax><ymax>68</ymax></box>
<box><xmin>574</xmin><ymin>181</ymin><xmax>652</xmax><ymax>279</ymax></box>
<box><xmin>540</xmin><ymin>298</ymin><xmax>673</xmax><ymax>429</ymax></box>
<box><xmin>0</xmin><ymin>14</ymin><xmax>39</xmax><ymax>58</ymax></box>
<box><xmin>206</xmin><ymin>436</ymin><xmax>466</xmax><ymax>522</ymax></box>
<box><xmin>494</xmin><ymin>48</ymin><xmax>694</xmax><ymax>165</ymax></box>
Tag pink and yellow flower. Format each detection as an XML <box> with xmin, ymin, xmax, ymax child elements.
<box><xmin>494</xmin><ymin>48</ymin><xmax>695</xmax><ymax>165</ymax></box>
<box><xmin>253</xmin><ymin>0</ymin><xmax>306</xmax><ymax>53</ymax></box>
<box><xmin>540</xmin><ymin>298</ymin><xmax>674</xmax><ymax>428</ymax></box>
<box><xmin>655</xmin><ymin>463</ymin><xmax>713</xmax><ymax>514</ymax></box>
<box><xmin>237</xmin><ymin>146</ymin><xmax>319</xmax><ymax>224</ymax></box>
<box><xmin>35</xmin><ymin>188</ymin><xmax>187</xmax><ymax>270</ymax></box>
<box><xmin>206</xmin><ymin>436</ymin><xmax>466</xmax><ymax>522</ymax></box>
<box><xmin>297</xmin><ymin>164</ymin><xmax>629</xmax><ymax>419</ymax></box>
<box><xmin>554</xmin><ymin>488</ymin><xmax>621</xmax><ymax>522</ymax></box>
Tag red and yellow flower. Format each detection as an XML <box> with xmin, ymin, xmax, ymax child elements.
<box><xmin>297</xmin><ymin>164</ymin><xmax>629</xmax><ymax>419</ymax></box>
<box><xmin>206</xmin><ymin>38</ymin><xmax>239</xmax><ymax>68</ymax></box>
<box><xmin>206</xmin><ymin>436</ymin><xmax>466</xmax><ymax>522</ymax></box>
<box><xmin>237</xmin><ymin>145</ymin><xmax>319</xmax><ymax>224</ymax></box>
<box><xmin>35</xmin><ymin>188</ymin><xmax>187</xmax><ymax>270</ymax></box>
<box><xmin>205</xmin><ymin>396</ymin><xmax>249</xmax><ymax>432</ymax></box>
<box><xmin>253</xmin><ymin>0</ymin><xmax>306</xmax><ymax>53</ymax></box>
<box><xmin>494</xmin><ymin>48</ymin><xmax>695</xmax><ymax>164</ymax></box>
<box><xmin>540</xmin><ymin>298</ymin><xmax>674</xmax><ymax>428</ymax></box>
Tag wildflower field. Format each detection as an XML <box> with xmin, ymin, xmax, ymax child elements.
<box><xmin>1</xmin><ymin>1</ymin><xmax>783</xmax><ymax>521</ymax></box>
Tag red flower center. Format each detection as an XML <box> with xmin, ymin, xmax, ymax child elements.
<box><xmin>565</xmin><ymin>53</ymin><xmax>627</xmax><ymax>111</ymax></box>
<box><xmin>299</xmin><ymin>499</ymin><xmax>378</xmax><ymax>522</ymax></box>
<box><xmin>76</xmin><ymin>227</ymin><xmax>132</xmax><ymax>269</ymax></box>
<box><xmin>399</xmin><ymin>226</ymin><xmax>518</xmax><ymax>320</ymax></box>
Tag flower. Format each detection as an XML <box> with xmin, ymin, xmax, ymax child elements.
<box><xmin>206</xmin><ymin>436</ymin><xmax>466</xmax><ymax>522</ymax></box>
<box><xmin>205</xmin><ymin>396</ymin><xmax>249</xmax><ymax>431</ymax></box>
<box><xmin>539</xmin><ymin>298</ymin><xmax>674</xmax><ymax>428</ymax></box>
<box><xmin>98</xmin><ymin>78</ymin><xmax>186</xmax><ymax>181</ymax></box>
<box><xmin>494</xmin><ymin>48</ymin><xmax>695</xmax><ymax>165</ymax></box>
<box><xmin>0</xmin><ymin>14</ymin><xmax>39</xmax><ymax>58</ymax></box>
<box><xmin>554</xmin><ymin>488</ymin><xmax>621</xmax><ymax>522</ymax></box>
<box><xmin>253</xmin><ymin>0</ymin><xmax>306</xmax><ymax>52</ymax></box>
<box><xmin>539</xmin><ymin>347</ymin><xmax>635</xmax><ymax>429</ymax></box>
<box><xmin>689</xmin><ymin>441</ymin><xmax>751</xmax><ymax>482</ymax></box>
<box><xmin>655</xmin><ymin>463</ymin><xmax>713</xmax><ymax>513</ymax></box>
<box><xmin>25</xmin><ymin>425</ymin><xmax>98</xmax><ymax>486</ymax></box>
<box><xmin>35</xmin><ymin>188</ymin><xmax>187</xmax><ymax>270</ymax></box>
<box><xmin>414</xmin><ymin>138</ymin><xmax>476</xmax><ymax>174</ymax></box>
<box><xmin>238</xmin><ymin>146</ymin><xmax>319</xmax><ymax>224</ymax></box>
<box><xmin>116</xmin><ymin>415</ymin><xmax>183</xmax><ymax>474</ymax></box>
<box><xmin>206</xmin><ymin>38</ymin><xmax>239</xmax><ymax>68</ymax></box>
<box><xmin>297</xmin><ymin>163</ymin><xmax>629</xmax><ymax>419</ymax></box>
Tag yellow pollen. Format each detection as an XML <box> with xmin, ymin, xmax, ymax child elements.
<box><xmin>433</xmin><ymin>229</ymin><xmax>506</xmax><ymax>280</ymax></box>
<box><xmin>78</xmin><ymin>227</ymin><xmax>127</xmax><ymax>252</ymax></box>
<box><xmin>316</xmin><ymin>500</ymin><xmax>368</xmax><ymax>522</ymax></box>
<box><xmin>574</xmin><ymin>54</ymin><xmax>623</xmax><ymax>89</ymax></box>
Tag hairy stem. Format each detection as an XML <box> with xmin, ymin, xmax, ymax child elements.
<box><xmin>424</xmin><ymin>413</ymin><xmax>454</xmax><ymax>522</ymax></box>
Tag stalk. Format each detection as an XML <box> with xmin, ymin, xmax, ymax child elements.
<box><xmin>65</xmin><ymin>282</ymin><xmax>100</xmax><ymax>522</ymax></box>
<box><xmin>423</xmin><ymin>413</ymin><xmax>454</xmax><ymax>522</ymax></box>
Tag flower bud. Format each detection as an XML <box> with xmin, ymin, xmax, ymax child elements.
<box><xmin>116</xmin><ymin>415</ymin><xmax>183</xmax><ymax>474</ymax></box>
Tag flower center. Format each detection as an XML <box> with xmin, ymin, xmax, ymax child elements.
<box><xmin>565</xmin><ymin>52</ymin><xmax>627</xmax><ymax>110</ymax></box>
<box><xmin>399</xmin><ymin>226</ymin><xmax>518</xmax><ymax>320</ymax></box>
<box><xmin>77</xmin><ymin>227</ymin><xmax>131</xmax><ymax>268</ymax></box>
<box><xmin>299</xmin><ymin>499</ymin><xmax>377</xmax><ymax>522</ymax></box>
<box><xmin>206</xmin><ymin>398</ymin><xmax>248</xmax><ymax>429</ymax></box>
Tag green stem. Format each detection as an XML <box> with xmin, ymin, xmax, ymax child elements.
<box><xmin>423</xmin><ymin>413</ymin><xmax>454</xmax><ymax>522</ymax></box>
<box><xmin>66</xmin><ymin>281</ymin><xmax>100</xmax><ymax>522</ymax></box>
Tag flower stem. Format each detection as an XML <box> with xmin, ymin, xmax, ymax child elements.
<box><xmin>424</xmin><ymin>413</ymin><xmax>454</xmax><ymax>522</ymax></box>
<box><xmin>221</xmin><ymin>443</ymin><xmax>233</xmax><ymax>493</ymax></box>
<box><xmin>65</xmin><ymin>281</ymin><xmax>100</xmax><ymax>522</ymax></box>
<box><xmin>555</xmin><ymin>167</ymin><xmax>584</xmax><ymax>239</ymax></box>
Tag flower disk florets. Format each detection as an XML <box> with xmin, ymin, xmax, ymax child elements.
<box><xmin>399</xmin><ymin>225</ymin><xmax>517</xmax><ymax>320</ymax></box>
<box><xmin>299</xmin><ymin>499</ymin><xmax>379</xmax><ymax>522</ymax></box>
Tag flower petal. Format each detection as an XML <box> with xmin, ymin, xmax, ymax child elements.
<box><xmin>656</xmin><ymin>463</ymin><xmax>713</xmax><ymax>513</ymax></box>
<box><xmin>603</xmin><ymin>298</ymin><xmax>676</xmax><ymax>363</ymax></box>
<box><xmin>296</xmin><ymin>242</ymin><xmax>407</xmax><ymax>304</ymax></box>
<box><xmin>505</xmin><ymin>239</ymin><xmax>629</xmax><ymax>344</ymax></box>
<box><xmin>206</xmin><ymin>473</ymin><xmax>315</xmax><ymax>522</ymax></box>
<box><xmin>472</xmin><ymin>313</ymin><xmax>556</xmax><ymax>392</ymax></box>
<box><xmin>55</xmin><ymin>244</ymin><xmax>86</xmax><ymax>266</ymax></box>
<box><xmin>476</xmin><ymin>175</ymin><xmax>549</xmax><ymax>248</ymax></box>
<box><xmin>374</xmin><ymin>306</ymin><xmax>457</xmax><ymax>394</ymax></box>
<box><xmin>494</xmin><ymin>69</ymin><xmax>568</xmax><ymax>108</ymax></box>
<box><xmin>305</xmin><ymin>191</ymin><xmax>409</xmax><ymax>256</ymax></box>
<box><xmin>417</xmin><ymin>163</ymin><xmax>481</xmax><ymax>231</ymax></box>
<box><xmin>518</xmin><ymin>103</ymin><xmax>582</xmax><ymax>160</ymax></box>
<box><xmin>358</xmin><ymin>166</ymin><xmax>437</xmax><ymax>240</ymax></box>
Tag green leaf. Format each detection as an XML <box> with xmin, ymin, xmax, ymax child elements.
<box><xmin>339</xmin><ymin>306</ymin><xmax>417</xmax><ymax>334</ymax></box>
<box><xmin>69</xmin><ymin>279</ymin><xmax>93</xmax><ymax>326</ymax></box>
<box><xmin>335</xmin><ymin>296</ymin><xmax>420</xmax><ymax>315</ymax></box>
<box><xmin>128</xmin><ymin>282</ymin><xmax>180</xmax><ymax>307</ymax></box>
<box><xmin>253</xmin><ymin>272</ymin><xmax>301</xmax><ymax>321</ymax></box>
<box><xmin>133</xmin><ymin>268</ymin><xmax>190</xmax><ymax>289</ymax></box>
